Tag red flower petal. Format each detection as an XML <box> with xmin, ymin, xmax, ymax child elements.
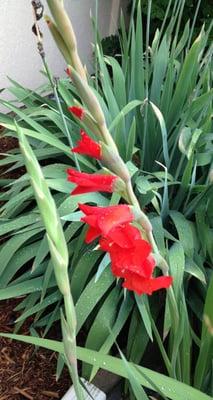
<box><xmin>122</xmin><ymin>274</ymin><xmax>173</xmax><ymax>295</ymax></box>
<box><xmin>81</xmin><ymin>214</ymin><xmax>98</xmax><ymax>227</ymax></box>
<box><xmin>85</xmin><ymin>226</ymin><xmax>101</xmax><ymax>243</ymax></box>
<box><xmin>99</xmin><ymin>237</ymin><xmax>111</xmax><ymax>252</ymax></box>
<box><xmin>68</xmin><ymin>106</ymin><xmax>85</xmax><ymax>120</ymax></box>
<box><xmin>66</xmin><ymin>67</ymin><xmax>71</xmax><ymax>76</ymax></box>
<box><xmin>72</xmin><ymin>130</ymin><xmax>102</xmax><ymax>159</ymax></box>
<box><xmin>98</xmin><ymin>209</ymin><xmax>133</xmax><ymax>237</ymax></box>
<box><xmin>107</xmin><ymin>223</ymin><xmax>141</xmax><ymax>247</ymax></box>
<box><xmin>67</xmin><ymin>169</ymin><xmax>117</xmax><ymax>195</ymax></box>
<box><xmin>100</xmin><ymin>238</ymin><xmax>154</xmax><ymax>278</ymax></box>
<box><xmin>79</xmin><ymin>204</ymin><xmax>134</xmax><ymax>239</ymax></box>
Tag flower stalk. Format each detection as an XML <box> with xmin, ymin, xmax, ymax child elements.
<box><xmin>67</xmin><ymin>62</ymin><xmax>166</xmax><ymax>274</ymax></box>
<box><xmin>67</xmin><ymin>66</ymin><xmax>119</xmax><ymax>153</ymax></box>
<box><xmin>46</xmin><ymin>0</ymin><xmax>171</xmax><ymax>277</ymax></box>
<box><xmin>44</xmin><ymin>15</ymin><xmax>71</xmax><ymax>64</ymax></box>
<box><xmin>31</xmin><ymin>1</ymin><xmax>81</xmax><ymax>172</ymax></box>
<box><xmin>46</xmin><ymin>0</ymin><xmax>87</xmax><ymax>81</ymax></box>
<box><xmin>16</xmin><ymin>123</ymin><xmax>84</xmax><ymax>400</ymax></box>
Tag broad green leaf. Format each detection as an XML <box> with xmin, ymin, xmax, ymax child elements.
<box><xmin>0</xmin><ymin>214</ymin><xmax>40</xmax><ymax>236</ymax></box>
<box><xmin>194</xmin><ymin>274</ymin><xmax>213</xmax><ymax>390</ymax></box>
<box><xmin>16</xmin><ymin>291</ymin><xmax>60</xmax><ymax>322</ymax></box>
<box><xmin>126</xmin><ymin>117</ymin><xmax>136</xmax><ymax>161</ymax></box>
<box><xmin>185</xmin><ymin>258</ymin><xmax>206</xmax><ymax>284</ymax></box>
<box><xmin>170</xmin><ymin>211</ymin><xmax>194</xmax><ymax>258</ymax></box>
<box><xmin>71</xmin><ymin>250</ymin><xmax>102</xmax><ymax>302</ymax></box>
<box><xmin>0</xmin><ymin>227</ymin><xmax>43</xmax><ymax>277</ymax></box>
<box><xmin>83</xmin><ymin>286</ymin><xmax>121</xmax><ymax>377</ymax></box>
<box><xmin>0</xmin><ymin>242</ymin><xmax>40</xmax><ymax>288</ymax></box>
<box><xmin>173</xmin><ymin>21</ymin><xmax>190</xmax><ymax>58</ymax></box>
<box><xmin>169</xmin><ymin>242</ymin><xmax>185</xmax><ymax>301</ymax></box>
<box><xmin>59</xmin><ymin>192</ymin><xmax>109</xmax><ymax>217</ymax></box>
<box><xmin>90</xmin><ymin>294</ymin><xmax>134</xmax><ymax>380</ymax></box>
<box><xmin>95</xmin><ymin>253</ymin><xmax>110</xmax><ymax>282</ymax></box>
<box><xmin>0</xmin><ymin>276</ymin><xmax>55</xmax><ymax>300</ymax></box>
<box><xmin>118</xmin><ymin>348</ymin><xmax>149</xmax><ymax>400</ymax></box>
<box><xmin>167</xmin><ymin>31</ymin><xmax>204</xmax><ymax>129</ymax></box>
<box><xmin>75</xmin><ymin>268</ymin><xmax>114</xmax><ymax>333</ymax></box>
<box><xmin>105</xmin><ymin>56</ymin><xmax>127</xmax><ymax>109</ymax></box>
<box><xmin>32</xmin><ymin>234</ymin><xmax>49</xmax><ymax>272</ymax></box>
<box><xmin>149</xmin><ymin>101</ymin><xmax>169</xmax><ymax>168</ymax></box>
<box><xmin>0</xmin><ymin>333</ymin><xmax>212</xmax><ymax>400</ymax></box>
<box><xmin>151</xmin><ymin>216</ymin><xmax>166</xmax><ymax>257</ymax></box>
<box><xmin>150</xmin><ymin>36</ymin><xmax>169</xmax><ymax>106</ymax></box>
<box><xmin>135</xmin><ymin>295</ymin><xmax>153</xmax><ymax>341</ymax></box>
<box><xmin>109</xmin><ymin>100</ymin><xmax>142</xmax><ymax>132</ymax></box>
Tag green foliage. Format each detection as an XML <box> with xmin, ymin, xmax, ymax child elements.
<box><xmin>127</xmin><ymin>0</ymin><xmax>213</xmax><ymax>42</ymax></box>
<box><xmin>0</xmin><ymin>333</ymin><xmax>212</xmax><ymax>400</ymax></box>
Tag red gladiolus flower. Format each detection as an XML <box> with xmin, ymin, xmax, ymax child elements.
<box><xmin>68</xmin><ymin>106</ymin><xmax>85</xmax><ymax>120</ymax></box>
<box><xmin>66</xmin><ymin>67</ymin><xmax>71</xmax><ymax>76</ymax></box>
<box><xmin>72</xmin><ymin>130</ymin><xmax>102</xmax><ymax>159</ymax></box>
<box><xmin>100</xmin><ymin>237</ymin><xmax>155</xmax><ymax>279</ymax></box>
<box><xmin>105</xmin><ymin>223</ymin><xmax>141</xmax><ymax>248</ymax></box>
<box><xmin>123</xmin><ymin>273</ymin><xmax>173</xmax><ymax>295</ymax></box>
<box><xmin>98</xmin><ymin>223</ymin><xmax>142</xmax><ymax>248</ymax></box>
<box><xmin>79</xmin><ymin>204</ymin><xmax>134</xmax><ymax>243</ymax></box>
<box><xmin>67</xmin><ymin>169</ymin><xmax>118</xmax><ymax>195</ymax></box>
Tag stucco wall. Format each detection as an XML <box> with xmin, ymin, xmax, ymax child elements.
<box><xmin>0</xmin><ymin>0</ymin><xmax>121</xmax><ymax>94</ymax></box>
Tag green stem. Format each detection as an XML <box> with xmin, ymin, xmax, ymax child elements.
<box><xmin>167</xmin><ymin>287</ymin><xmax>179</xmax><ymax>328</ymax></box>
<box><xmin>94</xmin><ymin>0</ymin><xmax>99</xmax><ymax>92</ymax></box>
<box><xmin>100</xmin><ymin>123</ymin><xmax>119</xmax><ymax>153</ymax></box>
<box><xmin>142</xmin><ymin>0</ymin><xmax>152</xmax><ymax>168</ymax></box>
<box><xmin>186</xmin><ymin>0</ymin><xmax>202</xmax><ymax>52</ymax></box>
<box><xmin>64</xmin><ymin>291</ymin><xmax>85</xmax><ymax>400</ymax></box>
<box><xmin>100</xmin><ymin>99</ymin><xmax>169</xmax><ymax>277</ymax></box>
<box><xmin>125</xmin><ymin>179</ymin><xmax>153</xmax><ymax>233</ymax></box>
<box><xmin>159</xmin><ymin>0</ymin><xmax>173</xmax><ymax>40</ymax></box>
<box><xmin>151</xmin><ymin>318</ymin><xmax>172</xmax><ymax>376</ymax></box>
<box><xmin>64</xmin><ymin>291</ymin><xmax>77</xmax><ymax>338</ymax></box>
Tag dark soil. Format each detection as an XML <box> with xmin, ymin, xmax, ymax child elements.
<box><xmin>0</xmin><ymin>135</ymin><xmax>71</xmax><ymax>399</ymax></box>
<box><xmin>0</xmin><ymin>134</ymin><xmax>25</xmax><ymax>180</ymax></box>
<box><xmin>0</xmin><ymin>299</ymin><xmax>71</xmax><ymax>400</ymax></box>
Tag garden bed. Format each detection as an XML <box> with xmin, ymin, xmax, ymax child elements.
<box><xmin>0</xmin><ymin>137</ymin><xmax>71</xmax><ymax>399</ymax></box>
<box><xmin>0</xmin><ymin>299</ymin><xmax>70</xmax><ymax>400</ymax></box>
<box><xmin>0</xmin><ymin>135</ymin><xmax>23</xmax><ymax>180</ymax></box>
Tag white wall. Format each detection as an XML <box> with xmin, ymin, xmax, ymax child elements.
<box><xmin>0</xmin><ymin>0</ymin><xmax>122</xmax><ymax>94</ymax></box>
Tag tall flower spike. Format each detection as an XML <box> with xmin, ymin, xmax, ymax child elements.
<box><xmin>72</xmin><ymin>130</ymin><xmax>102</xmax><ymax>159</ymax></box>
<box><xmin>79</xmin><ymin>204</ymin><xmax>134</xmax><ymax>243</ymax></box>
<box><xmin>67</xmin><ymin>169</ymin><xmax>123</xmax><ymax>195</ymax></box>
<box><xmin>46</xmin><ymin>0</ymin><xmax>87</xmax><ymax>81</ymax></box>
<box><xmin>44</xmin><ymin>15</ymin><xmax>70</xmax><ymax>64</ymax></box>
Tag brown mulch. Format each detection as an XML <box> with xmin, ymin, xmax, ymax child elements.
<box><xmin>0</xmin><ymin>134</ymin><xmax>25</xmax><ymax>180</ymax></box>
<box><xmin>0</xmin><ymin>135</ymin><xmax>71</xmax><ymax>399</ymax></box>
<box><xmin>0</xmin><ymin>299</ymin><xmax>71</xmax><ymax>400</ymax></box>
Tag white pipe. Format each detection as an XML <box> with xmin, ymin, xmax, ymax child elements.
<box><xmin>109</xmin><ymin>0</ymin><xmax>121</xmax><ymax>35</ymax></box>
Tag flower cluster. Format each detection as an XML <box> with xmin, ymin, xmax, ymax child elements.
<box><xmin>67</xmin><ymin>127</ymin><xmax>173</xmax><ymax>296</ymax></box>
<box><xmin>79</xmin><ymin>203</ymin><xmax>172</xmax><ymax>295</ymax></box>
